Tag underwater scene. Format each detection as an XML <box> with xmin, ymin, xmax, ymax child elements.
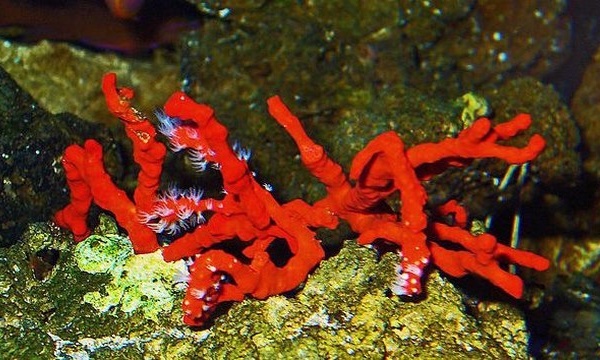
<box><xmin>0</xmin><ymin>1</ymin><xmax>599</xmax><ymax>359</ymax></box>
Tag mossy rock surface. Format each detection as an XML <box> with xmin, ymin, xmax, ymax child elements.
<box><xmin>1</xmin><ymin>216</ymin><xmax>530</xmax><ymax>358</ymax></box>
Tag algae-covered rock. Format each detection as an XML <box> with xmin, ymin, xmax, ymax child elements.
<box><xmin>0</xmin><ymin>65</ymin><xmax>111</xmax><ymax>247</ymax></box>
<box><xmin>171</xmin><ymin>0</ymin><xmax>573</xmax><ymax>207</ymax></box>
<box><xmin>487</xmin><ymin>77</ymin><xmax>581</xmax><ymax>187</ymax></box>
<box><xmin>330</xmin><ymin>84</ymin><xmax>465</xmax><ymax>170</ymax></box>
<box><xmin>74</xmin><ymin>232</ymin><xmax>187</xmax><ymax>324</ymax></box>
<box><xmin>573</xmin><ymin>46</ymin><xmax>600</xmax><ymax>180</ymax></box>
<box><xmin>185</xmin><ymin>0</ymin><xmax>569</xmax><ymax>97</ymax></box>
<box><xmin>0</xmin><ymin>40</ymin><xmax>178</xmax><ymax>125</ymax></box>
<box><xmin>0</xmin><ymin>215</ymin><xmax>202</xmax><ymax>359</ymax></box>
<box><xmin>194</xmin><ymin>241</ymin><xmax>530</xmax><ymax>359</ymax></box>
<box><xmin>1</xmin><ymin>215</ymin><xmax>533</xmax><ymax>358</ymax></box>
<box><xmin>0</xmin><ymin>40</ymin><xmax>179</xmax><ymax>248</ymax></box>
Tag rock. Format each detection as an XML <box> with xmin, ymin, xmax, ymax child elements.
<box><xmin>0</xmin><ymin>217</ymin><xmax>532</xmax><ymax>358</ymax></box>
<box><xmin>0</xmin><ymin>66</ymin><xmax>109</xmax><ymax>247</ymax></box>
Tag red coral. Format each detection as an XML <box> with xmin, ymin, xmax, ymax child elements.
<box><xmin>55</xmin><ymin>73</ymin><xmax>550</xmax><ymax>326</ymax></box>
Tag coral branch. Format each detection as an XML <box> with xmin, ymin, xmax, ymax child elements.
<box><xmin>55</xmin><ymin>73</ymin><xmax>550</xmax><ymax>327</ymax></box>
<box><xmin>103</xmin><ymin>73</ymin><xmax>167</xmax><ymax>213</ymax></box>
<box><xmin>407</xmin><ymin>116</ymin><xmax>546</xmax><ymax>179</ymax></box>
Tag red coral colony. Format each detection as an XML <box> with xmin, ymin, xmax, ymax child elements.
<box><xmin>54</xmin><ymin>73</ymin><xmax>550</xmax><ymax>326</ymax></box>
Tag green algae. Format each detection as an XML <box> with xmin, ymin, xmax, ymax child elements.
<box><xmin>74</xmin><ymin>232</ymin><xmax>187</xmax><ymax>323</ymax></box>
<box><xmin>75</xmin><ymin>234</ymin><xmax>132</xmax><ymax>274</ymax></box>
<box><xmin>457</xmin><ymin>92</ymin><xmax>491</xmax><ymax>127</ymax></box>
<box><xmin>0</xmin><ymin>216</ymin><xmax>196</xmax><ymax>358</ymax></box>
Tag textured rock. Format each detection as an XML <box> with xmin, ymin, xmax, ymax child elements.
<box><xmin>0</xmin><ymin>216</ymin><xmax>532</xmax><ymax>358</ymax></box>
<box><xmin>0</xmin><ymin>66</ymin><xmax>109</xmax><ymax>247</ymax></box>
<box><xmin>487</xmin><ymin>77</ymin><xmax>581</xmax><ymax>187</ymax></box>
<box><xmin>572</xmin><ymin>46</ymin><xmax>600</xmax><ymax>180</ymax></box>
<box><xmin>0</xmin><ymin>40</ymin><xmax>178</xmax><ymax>124</ymax></box>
